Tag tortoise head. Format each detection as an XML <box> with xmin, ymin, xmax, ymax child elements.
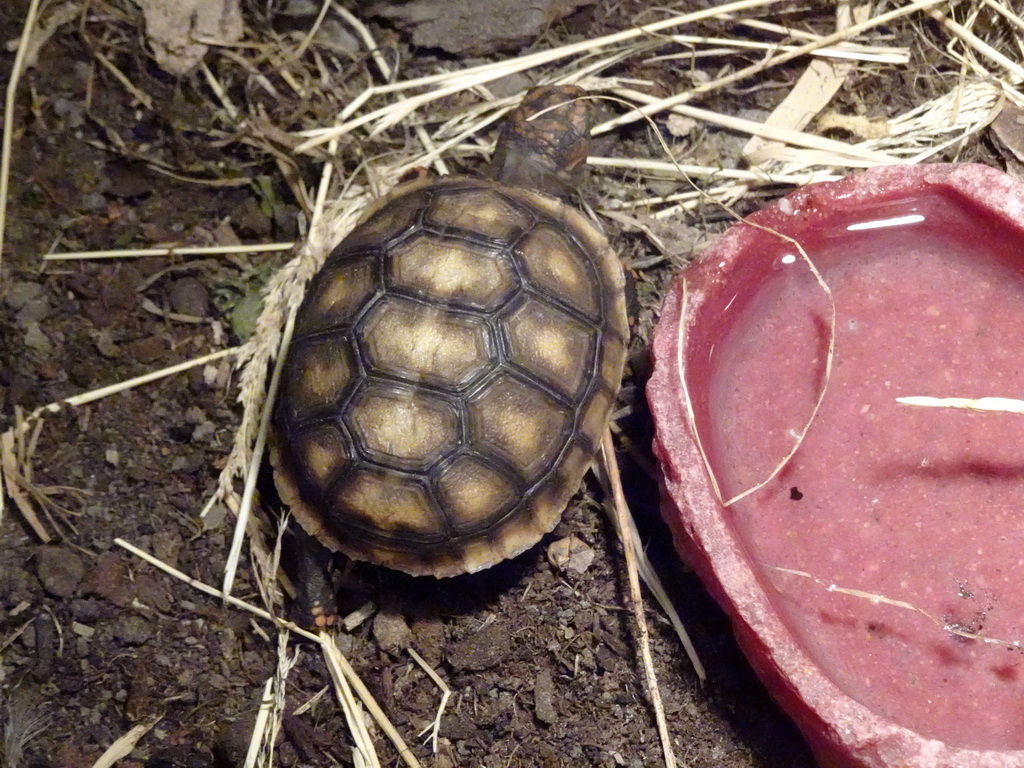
<box><xmin>488</xmin><ymin>85</ymin><xmax>595</xmax><ymax>199</ymax></box>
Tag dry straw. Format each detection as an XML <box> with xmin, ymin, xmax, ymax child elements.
<box><xmin>771</xmin><ymin>566</ymin><xmax>1024</xmax><ymax>651</ymax></box>
<box><xmin>898</xmin><ymin>396</ymin><xmax>1024</xmax><ymax>414</ymax></box>
<box><xmin>677</xmin><ymin>234</ymin><xmax>836</xmax><ymax>510</ymax></box>
<box><xmin>0</xmin><ymin>0</ymin><xmax>44</xmax><ymax>274</ymax></box>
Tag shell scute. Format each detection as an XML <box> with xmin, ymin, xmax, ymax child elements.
<box><xmin>336</xmin><ymin>190</ymin><xmax>427</xmax><ymax>253</ymax></box>
<box><xmin>425</xmin><ymin>186</ymin><xmax>532</xmax><ymax>242</ymax></box>
<box><xmin>466</xmin><ymin>371</ymin><xmax>572</xmax><ymax>486</ymax></box>
<box><xmin>502</xmin><ymin>297</ymin><xmax>595</xmax><ymax>401</ymax></box>
<box><xmin>294</xmin><ymin>256</ymin><xmax>377</xmax><ymax>337</ymax></box>
<box><xmin>516</xmin><ymin>224</ymin><xmax>600</xmax><ymax>320</ymax></box>
<box><xmin>434</xmin><ymin>453</ymin><xmax>521</xmax><ymax>533</ymax></box>
<box><xmin>357</xmin><ymin>297</ymin><xmax>492</xmax><ymax>389</ymax></box>
<box><xmin>347</xmin><ymin>384</ymin><xmax>460</xmax><ymax>472</ymax></box>
<box><xmin>279</xmin><ymin>335</ymin><xmax>358</xmax><ymax>425</ymax></box>
<box><xmin>388</xmin><ymin>233</ymin><xmax>519</xmax><ymax>310</ymax></box>
<box><xmin>332</xmin><ymin>469</ymin><xmax>443</xmax><ymax>541</ymax></box>
<box><xmin>288</xmin><ymin>424</ymin><xmax>350</xmax><ymax>501</ymax></box>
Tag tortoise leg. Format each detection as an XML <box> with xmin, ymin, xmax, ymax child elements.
<box><xmin>259</xmin><ymin>453</ymin><xmax>339</xmax><ymax>629</ymax></box>
<box><xmin>286</xmin><ymin>521</ymin><xmax>339</xmax><ymax>630</ymax></box>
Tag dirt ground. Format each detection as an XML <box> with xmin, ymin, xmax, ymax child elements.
<box><xmin>0</xmin><ymin>2</ymin><xmax>1003</xmax><ymax>767</ymax></box>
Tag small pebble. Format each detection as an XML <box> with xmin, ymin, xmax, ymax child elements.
<box><xmin>202</xmin><ymin>503</ymin><xmax>228</xmax><ymax>531</ymax></box>
<box><xmin>23</xmin><ymin>322</ymin><xmax>53</xmax><ymax>354</ymax></box>
<box><xmin>168</xmin><ymin>277</ymin><xmax>210</xmax><ymax>317</ymax></box>
<box><xmin>447</xmin><ymin>621</ymin><xmax>513</xmax><ymax>672</ymax></box>
<box><xmin>33</xmin><ymin>611</ymin><xmax>56</xmax><ymax>679</ymax></box>
<box><xmin>105</xmin><ymin>161</ymin><xmax>152</xmax><ymax>198</ymax></box>
<box><xmin>5</xmin><ymin>280</ymin><xmax>51</xmax><ymax>326</ymax></box>
<box><xmin>53</xmin><ymin>97</ymin><xmax>85</xmax><ymax>128</ymax></box>
<box><xmin>5</xmin><ymin>281</ymin><xmax>45</xmax><ymax>311</ymax></box>
<box><xmin>228</xmin><ymin>196</ymin><xmax>271</xmax><ymax>238</ymax></box>
<box><xmin>93</xmin><ymin>330</ymin><xmax>121</xmax><ymax>358</ymax></box>
<box><xmin>533</xmin><ymin>667</ymin><xmax>558</xmax><ymax>724</ymax></box>
<box><xmin>409</xmin><ymin>615</ymin><xmax>445</xmax><ymax>667</ymax></box>
<box><xmin>151</xmin><ymin>529</ymin><xmax>182</xmax><ymax>567</ymax></box>
<box><xmin>80</xmin><ymin>192</ymin><xmax>107</xmax><ymax>212</ymax></box>
<box><xmin>313</xmin><ymin>18</ymin><xmax>360</xmax><ymax>54</ymax></box>
<box><xmin>372</xmin><ymin>610</ymin><xmax>413</xmax><ymax>657</ymax></box>
<box><xmin>17</xmin><ymin>297</ymin><xmax>52</xmax><ymax>325</ymax></box>
<box><xmin>113</xmin><ymin>614</ymin><xmax>155</xmax><ymax>645</ymax></box>
<box><xmin>69</xmin><ymin>598</ymin><xmax>110</xmax><ymax>622</ymax></box>
<box><xmin>36</xmin><ymin>546</ymin><xmax>85</xmax><ymax>599</ymax></box>
<box><xmin>129</xmin><ymin>335</ymin><xmax>169</xmax><ymax>364</ymax></box>
<box><xmin>81</xmin><ymin>551</ymin><xmax>132</xmax><ymax>606</ymax></box>
<box><xmin>184</xmin><ymin>406</ymin><xmax>207</xmax><ymax>424</ymax></box>
<box><xmin>547</xmin><ymin>535</ymin><xmax>595</xmax><ymax>574</ymax></box>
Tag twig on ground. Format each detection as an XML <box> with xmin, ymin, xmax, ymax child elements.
<box><xmin>91</xmin><ymin>715</ymin><xmax>161</xmax><ymax>768</ymax></box>
<box><xmin>291</xmin><ymin>685</ymin><xmax>330</xmax><ymax>717</ymax></box>
<box><xmin>1</xmin><ymin>431</ymin><xmax>51</xmax><ymax>543</ymax></box>
<box><xmin>930</xmin><ymin>6</ymin><xmax>1024</xmax><ymax>102</ymax></box>
<box><xmin>295</xmin><ymin>0</ymin><xmax>786</xmax><ymax>151</ymax></box>
<box><xmin>594</xmin><ymin>0</ymin><xmax>946</xmax><ymax>136</ymax></box>
<box><xmin>222</xmin><ymin>311</ymin><xmax>294</xmax><ymax>600</ymax></box>
<box><xmin>93</xmin><ymin>48</ymin><xmax>153</xmax><ymax>109</ymax></box>
<box><xmin>1</xmin><ymin>346</ymin><xmax>239</xmax><ymax>457</ymax></box>
<box><xmin>333</xmin><ymin>4</ymin><xmax>394</xmax><ymax>82</ymax></box>
<box><xmin>321</xmin><ymin>638</ymin><xmax>383</xmax><ymax>768</ymax></box>
<box><xmin>0</xmin><ymin>617</ymin><xmax>35</xmax><ymax>655</ymax></box>
<box><xmin>44</xmin><ymin>243</ymin><xmax>294</xmax><ymax>261</ymax></box>
<box><xmin>408</xmin><ymin>648</ymin><xmax>451</xmax><ymax>754</ymax></box>
<box><xmin>115</xmin><ymin>538</ymin><xmax>421</xmax><ymax>768</ymax></box>
<box><xmin>613</xmin><ymin>86</ymin><xmax>898</xmax><ymax>165</ymax></box>
<box><xmin>601</xmin><ymin>431</ymin><xmax>681</xmax><ymax>768</ymax></box>
<box><xmin>244</xmin><ymin>678</ymin><xmax>277</xmax><ymax>768</ymax></box>
<box><xmin>0</xmin><ymin>0</ymin><xmax>44</xmax><ymax>273</ymax></box>
<box><xmin>743</xmin><ymin>2</ymin><xmax>868</xmax><ymax>164</ymax></box>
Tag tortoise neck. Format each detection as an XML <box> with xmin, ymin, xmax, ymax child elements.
<box><xmin>488</xmin><ymin>85</ymin><xmax>594</xmax><ymax>199</ymax></box>
<box><xmin>488</xmin><ymin>143</ymin><xmax>585</xmax><ymax>199</ymax></box>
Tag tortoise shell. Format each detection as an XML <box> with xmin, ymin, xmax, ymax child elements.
<box><xmin>272</xmin><ymin>98</ymin><xmax>627</xmax><ymax>578</ymax></box>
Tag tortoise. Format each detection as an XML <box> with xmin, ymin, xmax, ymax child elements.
<box><xmin>271</xmin><ymin>85</ymin><xmax>628</xmax><ymax>585</ymax></box>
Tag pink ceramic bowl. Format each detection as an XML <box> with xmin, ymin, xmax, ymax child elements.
<box><xmin>649</xmin><ymin>164</ymin><xmax>1024</xmax><ymax>768</ymax></box>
